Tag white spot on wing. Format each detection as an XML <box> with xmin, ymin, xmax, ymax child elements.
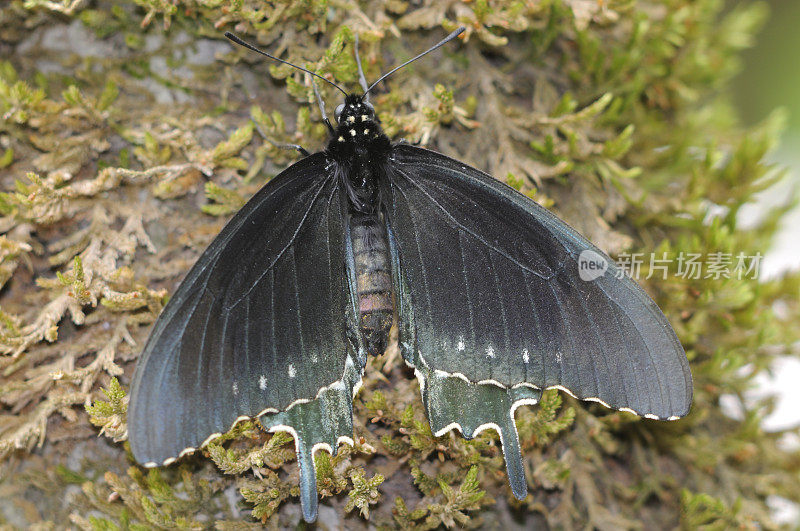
<box><xmin>288</xmin><ymin>364</ymin><xmax>296</xmax><ymax>378</ymax></box>
<box><xmin>259</xmin><ymin>374</ymin><xmax>267</xmax><ymax>390</ymax></box>
<box><xmin>522</xmin><ymin>349</ymin><xmax>530</xmax><ymax>363</ymax></box>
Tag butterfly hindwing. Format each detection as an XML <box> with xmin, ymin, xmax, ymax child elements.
<box><xmin>128</xmin><ymin>153</ymin><xmax>362</xmax><ymax>521</ymax></box>
<box><xmin>384</xmin><ymin>144</ymin><xmax>692</xmax><ymax>494</ymax></box>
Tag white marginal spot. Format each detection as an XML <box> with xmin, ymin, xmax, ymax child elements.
<box><xmin>352</xmin><ymin>378</ymin><xmax>364</xmax><ymax>398</ymax></box>
<box><xmin>288</xmin><ymin>364</ymin><xmax>296</xmax><ymax>378</ymax></box>
<box><xmin>268</xmin><ymin>424</ymin><xmax>357</xmax><ymax>463</ymax></box>
<box><xmin>163</xmin><ymin>457</ymin><xmax>177</xmax><ymax>466</ymax></box>
<box><xmin>619</xmin><ymin>407</ymin><xmax>637</xmax><ymax>415</ymax></box>
<box><xmin>486</xmin><ymin>345</ymin><xmax>495</xmax><ymax>359</ymax></box>
<box><xmin>457</xmin><ymin>336</ymin><xmax>465</xmax><ymax>351</ymax></box>
<box><xmin>583</xmin><ymin>396</ymin><xmax>612</xmax><ymax>409</ymax></box>
<box><xmin>644</xmin><ymin>413</ymin><xmax>659</xmax><ymax>420</ymax></box>
<box><xmin>550</xmin><ymin>384</ymin><xmax>579</xmax><ymax>399</ymax></box>
<box><xmin>667</xmin><ymin>415</ymin><xmax>680</xmax><ymax>421</ymax></box>
<box><xmin>433</xmin><ymin>422</ymin><xmax>462</xmax><ymax>437</ymax></box>
<box><xmin>200</xmin><ymin>432</ymin><xmax>222</xmax><ymax>448</ymax></box>
<box><xmin>178</xmin><ymin>447</ymin><xmax>196</xmax><ymax>458</ymax></box>
<box><xmin>510</xmin><ymin>398</ymin><xmax>540</xmax><ymax>417</ymax></box>
<box><xmin>259</xmin><ymin>374</ymin><xmax>267</xmax><ymax>390</ymax></box>
<box><xmin>476</xmin><ymin>378</ymin><xmax>505</xmax><ymax>388</ymax></box>
<box><xmin>522</xmin><ymin>349</ymin><xmax>530</xmax><ymax>363</ymax></box>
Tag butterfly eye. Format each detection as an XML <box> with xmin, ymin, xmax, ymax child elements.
<box><xmin>334</xmin><ymin>103</ymin><xmax>345</xmax><ymax>122</ymax></box>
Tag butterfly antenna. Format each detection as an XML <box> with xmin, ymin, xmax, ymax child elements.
<box><xmin>363</xmin><ymin>27</ymin><xmax>465</xmax><ymax>97</ymax></box>
<box><xmin>312</xmin><ymin>79</ymin><xmax>335</xmax><ymax>133</ymax></box>
<box><xmin>354</xmin><ymin>32</ymin><xmax>370</xmax><ymax>101</ymax></box>
<box><xmin>225</xmin><ymin>32</ymin><xmax>347</xmax><ymax>97</ymax></box>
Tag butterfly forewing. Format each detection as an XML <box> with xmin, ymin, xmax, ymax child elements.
<box><xmin>384</xmin><ymin>144</ymin><xmax>692</xmax><ymax>420</ymax></box>
<box><xmin>128</xmin><ymin>153</ymin><xmax>359</xmax><ymax>466</ymax></box>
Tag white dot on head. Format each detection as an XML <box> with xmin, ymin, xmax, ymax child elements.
<box><xmin>288</xmin><ymin>364</ymin><xmax>296</xmax><ymax>378</ymax></box>
<box><xmin>347</xmin><ymin>116</ymin><xmax>355</xmax><ymax>123</ymax></box>
<box><xmin>361</xmin><ymin>115</ymin><xmax>368</xmax><ymax>121</ymax></box>
<box><xmin>350</xmin><ymin>129</ymin><xmax>356</xmax><ymax>136</ymax></box>
<box><xmin>522</xmin><ymin>349</ymin><xmax>530</xmax><ymax>363</ymax></box>
<box><xmin>338</xmin><ymin>136</ymin><xmax>344</xmax><ymax>142</ymax></box>
<box><xmin>363</xmin><ymin>129</ymin><xmax>369</xmax><ymax>134</ymax></box>
<box><xmin>259</xmin><ymin>375</ymin><xmax>267</xmax><ymax>390</ymax></box>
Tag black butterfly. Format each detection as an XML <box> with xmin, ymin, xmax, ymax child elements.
<box><xmin>128</xmin><ymin>28</ymin><xmax>692</xmax><ymax>523</ymax></box>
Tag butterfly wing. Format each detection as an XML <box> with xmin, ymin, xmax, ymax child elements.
<box><xmin>128</xmin><ymin>153</ymin><xmax>362</xmax><ymax>522</ymax></box>
<box><xmin>383</xmin><ymin>144</ymin><xmax>692</xmax><ymax>497</ymax></box>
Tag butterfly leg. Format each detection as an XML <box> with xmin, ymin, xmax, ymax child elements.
<box><xmin>253</xmin><ymin>122</ymin><xmax>310</xmax><ymax>156</ymax></box>
<box><xmin>259</xmin><ymin>354</ymin><xmax>363</xmax><ymax>523</ymax></box>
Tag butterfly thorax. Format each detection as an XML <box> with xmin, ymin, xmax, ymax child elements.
<box><xmin>326</xmin><ymin>94</ymin><xmax>391</xmax><ymax>215</ymax></box>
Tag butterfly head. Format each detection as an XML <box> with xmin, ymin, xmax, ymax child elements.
<box><xmin>334</xmin><ymin>94</ymin><xmax>376</xmax><ymax>128</ymax></box>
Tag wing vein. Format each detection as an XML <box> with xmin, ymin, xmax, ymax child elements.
<box><xmin>227</xmin><ymin>175</ymin><xmax>333</xmax><ymax>309</ymax></box>
<box><xmin>394</xmin><ymin>166</ymin><xmax>551</xmax><ymax>279</ymax></box>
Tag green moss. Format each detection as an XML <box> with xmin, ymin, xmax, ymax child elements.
<box><xmin>1</xmin><ymin>0</ymin><xmax>798</xmax><ymax>528</ymax></box>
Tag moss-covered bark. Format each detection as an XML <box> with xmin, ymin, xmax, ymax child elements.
<box><xmin>0</xmin><ymin>0</ymin><xmax>798</xmax><ymax>528</ymax></box>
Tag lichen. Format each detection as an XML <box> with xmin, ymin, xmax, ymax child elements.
<box><xmin>1</xmin><ymin>0</ymin><xmax>798</xmax><ymax>528</ymax></box>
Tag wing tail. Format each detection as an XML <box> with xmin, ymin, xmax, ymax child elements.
<box><xmin>260</xmin><ymin>353</ymin><xmax>363</xmax><ymax>522</ymax></box>
<box><xmin>415</xmin><ymin>360</ymin><xmax>541</xmax><ymax>500</ymax></box>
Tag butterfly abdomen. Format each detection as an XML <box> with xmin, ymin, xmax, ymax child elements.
<box><xmin>350</xmin><ymin>213</ymin><xmax>394</xmax><ymax>356</ymax></box>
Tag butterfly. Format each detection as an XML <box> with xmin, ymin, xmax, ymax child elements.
<box><xmin>127</xmin><ymin>28</ymin><xmax>692</xmax><ymax>523</ymax></box>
